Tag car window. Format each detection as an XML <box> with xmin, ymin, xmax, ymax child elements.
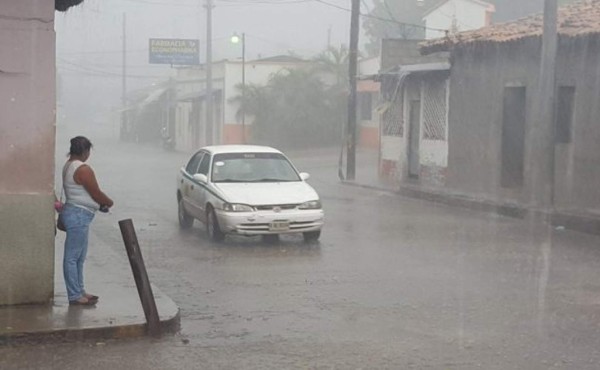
<box><xmin>212</xmin><ymin>152</ymin><xmax>300</xmax><ymax>183</ymax></box>
<box><xmin>197</xmin><ymin>154</ymin><xmax>211</xmax><ymax>176</ymax></box>
<box><xmin>185</xmin><ymin>152</ymin><xmax>204</xmax><ymax>174</ymax></box>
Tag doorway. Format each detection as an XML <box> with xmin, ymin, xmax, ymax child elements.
<box><xmin>408</xmin><ymin>100</ymin><xmax>421</xmax><ymax>178</ymax></box>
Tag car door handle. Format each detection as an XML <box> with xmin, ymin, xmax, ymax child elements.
<box><xmin>191</xmin><ymin>185</ymin><xmax>194</xmax><ymax>190</ymax></box>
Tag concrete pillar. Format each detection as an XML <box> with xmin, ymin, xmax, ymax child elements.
<box><xmin>0</xmin><ymin>0</ymin><xmax>56</xmax><ymax>305</ymax></box>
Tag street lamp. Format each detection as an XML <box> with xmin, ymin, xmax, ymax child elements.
<box><xmin>231</xmin><ymin>32</ymin><xmax>246</xmax><ymax>144</ymax></box>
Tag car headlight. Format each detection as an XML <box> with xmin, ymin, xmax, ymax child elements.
<box><xmin>223</xmin><ymin>203</ymin><xmax>254</xmax><ymax>212</ymax></box>
<box><xmin>298</xmin><ymin>200</ymin><xmax>322</xmax><ymax>210</ymax></box>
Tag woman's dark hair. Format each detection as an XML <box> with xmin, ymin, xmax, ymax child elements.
<box><xmin>69</xmin><ymin>136</ymin><xmax>93</xmax><ymax>156</ymax></box>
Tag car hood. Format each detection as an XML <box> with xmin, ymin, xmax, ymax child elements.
<box><xmin>213</xmin><ymin>181</ymin><xmax>319</xmax><ymax>205</ymax></box>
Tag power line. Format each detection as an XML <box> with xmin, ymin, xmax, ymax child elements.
<box><xmin>313</xmin><ymin>0</ymin><xmax>448</xmax><ymax>33</ymax></box>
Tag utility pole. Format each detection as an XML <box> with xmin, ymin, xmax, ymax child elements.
<box><xmin>205</xmin><ymin>0</ymin><xmax>214</xmax><ymax>146</ymax></box>
<box><xmin>536</xmin><ymin>0</ymin><xmax>558</xmax><ymax>208</ymax></box>
<box><xmin>241</xmin><ymin>33</ymin><xmax>246</xmax><ymax>144</ymax></box>
<box><xmin>121</xmin><ymin>13</ymin><xmax>127</xmax><ymax>141</ymax></box>
<box><xmin>346</xmin><ymin>0</ymin><xmax>360</xmax><ymax>181</ymax></box>
<box><xmin>231</xmin><ymin>32</ymin><xmax>246</xmax><ymax>143</ymax></box>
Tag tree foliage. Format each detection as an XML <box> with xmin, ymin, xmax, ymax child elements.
<box><xmin>229</xmin><ymin>66</ymin><xmax>345</xmax><ymax>149</ymax></box>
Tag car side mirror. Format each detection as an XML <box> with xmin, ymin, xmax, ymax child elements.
<box><xmin>299</xmin><ymin>172</ymin><xmax>310</xmax><ymax>181</ymax></box>
<box><xmin>193</xmin><ymin>173</ymin><xmax>208</xmax><ymax>184</ymax></box>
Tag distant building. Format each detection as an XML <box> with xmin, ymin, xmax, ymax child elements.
<box><xmin>172</xmin><ymin>56</ymin><xmax>309</xmax><ymax>152</ymax></box>
<box><xmin>423</xmin><ymin>0</ymin><xmax>495</xmax><ymax>40</ymax></box>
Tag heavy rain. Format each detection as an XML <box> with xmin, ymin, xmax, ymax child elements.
<box><xmin>2</xmin><ymin>0</ymin><xmax>600</xmax><ymax>369</ymax></box>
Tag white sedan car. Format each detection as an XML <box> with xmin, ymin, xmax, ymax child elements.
<box><xmin>176</xmin><ymin>145</ymin><xmax>324</xmax><ymax>242</ymax></box>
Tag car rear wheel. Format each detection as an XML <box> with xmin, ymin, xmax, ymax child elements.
<box><xmin>207</xmin><ymin>207</ymin><xmax>225</xmax><ymax>242</ymax></box>
<box><xmin>178</xmin><ymin>197</ymin><xmax>193</xmax><ymax>229</ymax></box>
<box><xmin>303</xmin><ymin>231</ymin><xmax>321</xmax><ymax>243</ymax></box>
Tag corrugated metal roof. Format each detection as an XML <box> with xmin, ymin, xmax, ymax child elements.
<box><xmin>421</xmin><ymin>0</ymin><xmax>600</xmax><ymax>54</ymax></box>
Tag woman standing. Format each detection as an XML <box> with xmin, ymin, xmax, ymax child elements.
<box><xmin>61</xmin><ymin>136</ymin><xmax>113</xmax><ymax>306</ymax></box>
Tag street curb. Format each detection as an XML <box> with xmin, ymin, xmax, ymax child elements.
<box><xmin>342</xmin><ymin>180</ymin><xmax>600</xmax><ymax>236</ymax></box>
<box><xmin>0</xmin><ymin>308</ymin><xmax>180</xmax><ymax>346</ymax></box>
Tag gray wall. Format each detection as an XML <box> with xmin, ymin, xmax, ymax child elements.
<box><xmin>554</xmin><ymin>37</ymin><xmax>600</xmax><ymax>213</ymax></box>
<box><xmin>446</xmin><ymin>37</ymin><xmax>600</xmax><ymax>214</ymax></box>
<box><xmin>381</xmin><ymin>39</ymin><xmax>449</xmax><ymax>71</ymax></box>
<box><xmin>0</xmin><ymin>0</ymin><xmax>56</xmax><ymax>305</ymax></box>
<box><xmin>446</xmin><ymin>40</ymin><xmax>540</xmax><ymax>205</ymax></box>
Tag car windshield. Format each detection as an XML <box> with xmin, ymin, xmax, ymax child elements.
<box><xmin>211</xmin><ymin>152</ymin><xmax>301</xmax><ymax>183</ymax></box>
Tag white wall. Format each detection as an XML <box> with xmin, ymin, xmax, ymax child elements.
<box><xmin>420</xmin><ymin>140</ymin><xmax>448</xmax><ymax>167</ymax></box>
<box><xmin>424</xmin><ymin>0</ymin><xmax>492</xmax><ymax>40</ymax></box>
<box><xmin>359</xmin><ymin>57</ymin><xmax>380</xmax><ymax>76</ymax></box>
<box><xmin>381</xmin><ymin>136</ymin><xmax>403</xmax><ymax>162</ymax></box>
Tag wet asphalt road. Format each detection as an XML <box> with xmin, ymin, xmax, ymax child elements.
<box><xmin>4</xmin><ymin>135</ymin><xmax>600</xmax><ymax>369</ymax></box>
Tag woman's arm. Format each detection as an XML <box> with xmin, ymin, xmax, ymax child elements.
<box><xmin>74</xmin><ymin>165</ymin><xmax>114</xmax><ymax>208</ymax></box>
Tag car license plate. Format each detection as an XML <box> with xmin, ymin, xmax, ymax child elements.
<box><xmin>269</xmin><ymin>221</ymin><xmax>289</xmax><ymax>232</ymax></box>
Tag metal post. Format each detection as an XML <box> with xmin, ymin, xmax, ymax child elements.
<box><xmin>205</xmin><ymin>0</ymin><xmax>214</xmax><ymax>146</ymax></box>
<box><xmin>118</xmin><ymin>219</ymin><xmax>161</xmax><ymax>336</ymax></box>
<box><xmin>346</xmin><ymin>0</ymin><xmax>360</xmax><ymax>181</ymax></box>
<box><xmin>538</xmin><ymin>0</ymin><xmax>558</xmax><ymax>208</ymax></box>
<box><xmin>241</xmin><ymin>33</ymin><xmax>246</xmax><ymax>144</ymax></box>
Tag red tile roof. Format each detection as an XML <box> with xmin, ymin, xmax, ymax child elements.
<box><xmin>421</xmin><ymin>0</ymin><xmax>600</xmax><ymax>54</ymax></box>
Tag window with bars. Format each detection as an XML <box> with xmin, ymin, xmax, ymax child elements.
<box><xmin>422</xmin><ymin>77</ymin><xmax>448</xmax><ymax>141</ymax></box>
<box><xmin>382</xmin><ymin>99</ymin><xmax>404</xmax><ymax>137</ymax></box>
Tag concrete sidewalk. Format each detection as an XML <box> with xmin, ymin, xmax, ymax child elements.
<box><xmin>0</xmin><ymin>231</ymin><xmax>180</xmax><ymax>345</ymax></box>
<box><xmin>348</xmin><ymin>148</ymin><xmax>600</xmax><ymax>236</ymax></box>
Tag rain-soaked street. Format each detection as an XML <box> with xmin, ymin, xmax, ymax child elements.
<box><xmin>3</xmin><ymin>132</ymin><xmax>600</xmax><ymax>369</ymax></box>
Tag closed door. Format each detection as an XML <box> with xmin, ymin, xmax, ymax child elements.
<box><xmin>408</xmin><ymin>100</ymin><xmax>421</xmax><ymax>178</ymax></box>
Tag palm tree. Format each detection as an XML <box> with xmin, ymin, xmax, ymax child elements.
<box><xmin>228</xmin><ymin>67</ymin><xmax>342</xmax><ymax>148</ymax></box>
<box><xmin>313</xmin><ymin>45</ymin><xmax>350</xmax><ymax>89</ymax></box>
<box><xmin>228</xmin><ymin>83</ymin><xmax>268</xmax><ymax>123</ymax></box>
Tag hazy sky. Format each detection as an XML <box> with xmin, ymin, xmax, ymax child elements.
<box><xmin>56</xmin><ymin>0</ymin><xmax>359</xmax><ymax>74</ymax></box>
<box><xmin>55</xmin><ymin>0</ymin><xmax>364</xmax><ymax>118</ymax></box>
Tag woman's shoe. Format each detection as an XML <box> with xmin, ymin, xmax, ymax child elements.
<box><xmin>69</xmin><ymin>297</ymin><xmax>97</xmax><ymax>306</ymax></box>
<box><xmin>84</xmin><ymin>293</ymin><xmax>99</xmax><ymax>301</ymax></box>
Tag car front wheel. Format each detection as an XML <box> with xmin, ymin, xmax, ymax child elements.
<box><xmin>207</xmin><ymin>207</ymin><xmax>225</xmax><ymax>242</ymax></box>
<box><xmin>303</xmin><ymin>231</ymin><xmax>321</xmax><ymax>243</ymax></box>
<box><xmin>178</xmin><ymin>197</ymin><xmax>194</xmax><ymax>229</ymax></box>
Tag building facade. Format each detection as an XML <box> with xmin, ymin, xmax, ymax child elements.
<box><xmin>421</xmin><ymin>0</ymin><xmax>600</xmax><ymax>216</ymax></box>
<box><xmin>0</xmin><ymin>0</ymin><xmax>81</xmax><ymax>305</ymax></box>
<box><xmin>173</xmin><ymin>57</ymin><xmax>308</xmax><ymax>152</ymax></box>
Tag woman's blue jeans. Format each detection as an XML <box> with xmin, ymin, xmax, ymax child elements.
<box><xmin>61</xmin><ymin>204</ymin><xmax>95</xmax><ymax>302</ymax></box>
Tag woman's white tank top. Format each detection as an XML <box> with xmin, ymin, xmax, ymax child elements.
<box><xmin>63</xmin><ymin>160</ymin><xmax>99</xmax><ymax>213</ymax></box>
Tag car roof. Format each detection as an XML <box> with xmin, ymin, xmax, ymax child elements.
<box><xmin>200</xmin><ymin>145</ymin><xmax>283</xmax><ymax>155</ymax></box>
